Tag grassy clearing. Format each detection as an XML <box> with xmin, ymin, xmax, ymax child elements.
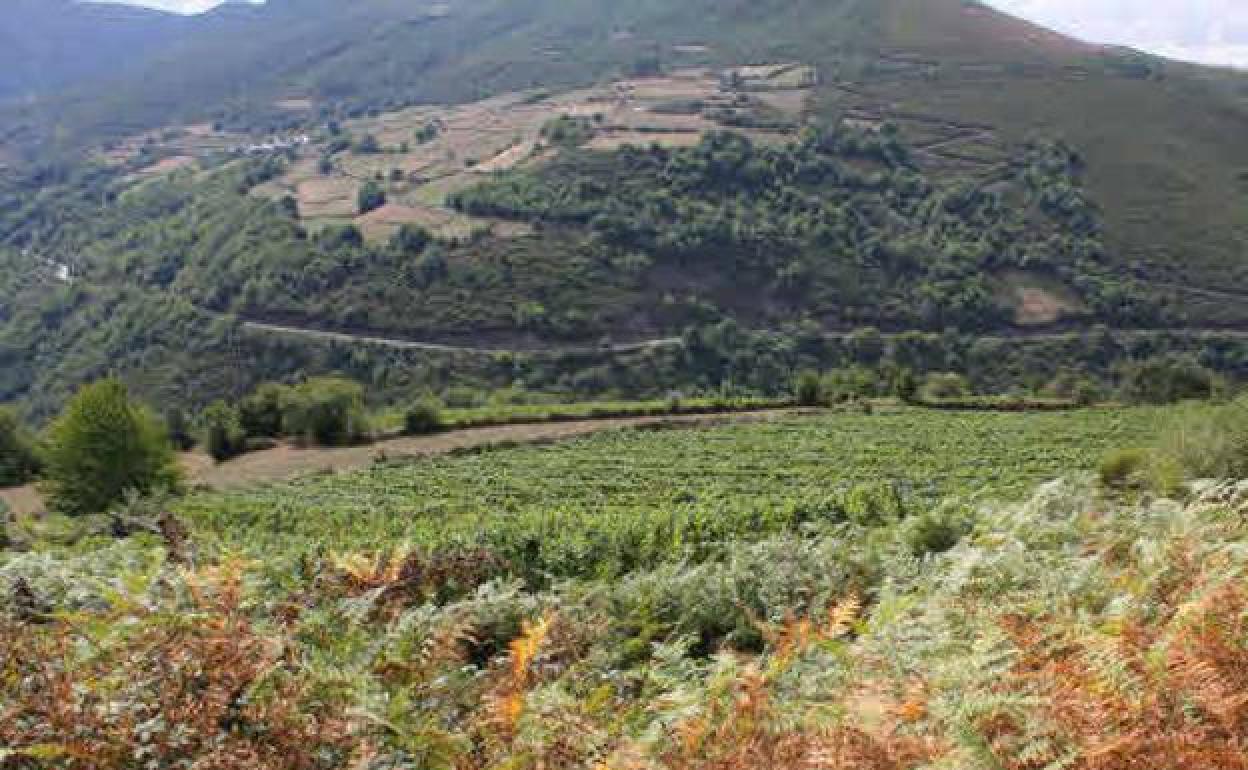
<box><xmin>178</xmin><ymin>406</ymin><xmax>1165</xmax><ymax>576</ymax></box>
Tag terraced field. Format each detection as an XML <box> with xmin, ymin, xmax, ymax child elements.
<box><xmin>180</xmin><ymin>406</ymin><xmax>1165</xmax><ymax>577</ymax></box>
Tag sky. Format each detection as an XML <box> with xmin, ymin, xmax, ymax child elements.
<box><xmin>986</xmin><ymin>0</ymin><xmax>1248</xmax><ymax>68</ymax></box>
<box><xmin>106</xmin><ymin>0</ymin><xmax>1248</xmax><ymax>69</ymax></box>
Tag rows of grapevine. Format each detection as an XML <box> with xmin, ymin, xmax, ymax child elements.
<box><xmin>179</xmin><ymin>407</ymin><xmax>1164</xmax><ymax>581</ymax></box>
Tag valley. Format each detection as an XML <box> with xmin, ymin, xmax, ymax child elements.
<box><xmin>5</xmin><ymin>2</ymin><xmax>1248</xmax><ymax>766</ymax></box>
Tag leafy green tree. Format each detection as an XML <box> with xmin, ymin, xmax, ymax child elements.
<box><xmin>1117</xmin><ymin>355</ymin><xmax>1216</xmax><ymax>405</ymax></box>
<box><xmin>358</xmin><ymin>181</ymin><xmax>386</xmax><ymax>214</ymax></box>
<box><xmin>793</xmin><ymin>370</ymin><xmax>823</xmax><ymax>407</ymax></box>
<box><xmin>920</xmin><ymin>372</ymin><xmax>971</xmax><ymax>401</ymax></box>
<box><xmin>0</xmin><ymin>408</ymin><xmax>41</xmax><ymax>486</ymax></box>
<box><xmin>392</xmin><ymin>224</ymin><xmax>431</xmax><ymax>254</ymax></box>
<box><xmin>41</xmin><ymin>380</ymin><xmax>181</xmax><ymax>516</ymax></box>
<box><xmin>404</xmin><ymin>398</ymin><xmax>445</xmax><ymax>436</ymax></box>
<box><xmin>201</xmin><ymin>401</ymin><xmax>246</xmax><ymax>463</ymax></box>
<box><xmin>282</xmin><ymin>378</ymin><xmax>369</xmax><ymax>447</ymax></box>
<box><xmin>239</xmin><ymin>383</ymin><xmax>289</xmax><ymax>438</ymax></box>
<box><xmin>163</xmin><ymin>408</ymin><xmax>196</xmax><ymax>451</ymax></box>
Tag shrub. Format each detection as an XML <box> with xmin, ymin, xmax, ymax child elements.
<box><xmin>1098</xmin><ymin>447</ymin><xmax>1154</xmax><ymax>489</ymax></box>
<box><xmin>443</xmin><ymin>386</ymin><xmax>485</xmax><ymax>409</ymax></box>
<box><xmin>357</xmin><ymin>180</ymin><xmax>386</xmax><ymax>214</ymax></box>
<box><xmin>901</xmin><ymin>503</ymin><xmax>973</xmax><ymax>556</ymax></box>
<box><xmin>1117</xmin><ymin>354</ymin><xmax>1217</xmax><ymax>405</ymax></box>
<box><xmin>282</xmin><ymin>378</ymin><xmax>369</xmax><ymax>447</ymax></box>
<box><xmin>920</xmin><ymin>372</ymin><xmax>971</xmax><ymax>401</ymax></box>
<box><xmin>0</xmin><ymin>408</ymin><xmax>41</xmax><ymax>486</ymax></box>
<box><xmin>163</xmin><ymin>408</ymin><xmax>196</xmax><ymax>451</ymax></box>
<box><xmin>794</xmin><ymin>370</ymin><xmax>823</xmax><ymax>407</ymax></box>
<box><xmin>404</xmin><ymin>399</ymin><xmax>445</xmax><ymax>436</ymax></box>
<box><xmin>239</xmin><ymin>382</ymin><xmax>289</xmax><ymax>438</ymax></box>
<box><xmin>1154</xmin><ymin>397</ymin><xmax>1248</xmax><ymax>481</ymax></box>
<box><xmin>40</xmin><ymin>380</ymin><xmax>181</xmax><ymax>516</ymax></box>
<box><xmin>200</xmin><ymin>401</ymin><xmax>247</xmax><ymax>463</ymax></box>
<box><xmin>821</xmin><ymin>367</ymin><xmax>880</xmax><ymax>403</ymax></box>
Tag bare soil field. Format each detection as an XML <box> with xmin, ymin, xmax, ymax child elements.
<box><xmin>0</xmin><ymin>485</ymin><xmax>45</xmax><ymax>518</ymax></box>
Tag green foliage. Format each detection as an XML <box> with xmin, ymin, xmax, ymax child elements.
<box><xmin>1098</xmin><ymin>447</ymin><xmax>1154</xmax><ymax>490</ymax></box>
<box><xmin>414</xmin><ymin>119</ymin><xmax>442</xmax><ymax>144</ymax></box>
<box><xmin>40</xmin><ymin>379</ymin><xmax>181</xmax><ymax>516</ymax></box>
<box><xmin>1152</xmin><ymin>397</ymin><xmax>1248</xmax><ymax>482</ymax></box>
<box><xmin>163</xmin><ymin>408</ymin><xmax>196</xmax><ymax>451</ymax></box>
<box><xmin>354</xmin><ymin>133</ymin><xmax>382</xmax><ymax>154</ymax></box>
<box><xmin>238</xmin><ymin>382</ymin><xmax>289</xmax><ymax>438</ymax></box>
<box><xmin>0</xmin><ymin>408</ymin><xmax>41</xmax><ymax>486</ymax></box>
<box><xmin>282</xmin><ymin>377</ymin><xmax>369</xmax><ymax>447</ymax></box>
<box><xmin>793</xmin><ymin>370</ymin><xmax>822</xmax><ymax>406</ymax></box>
<box><xmin>1117</xmin><ymin>354</ymin><xmax>1218</xmax><ymax>405</ymax></box>
<box><xmin>540</xmin><ymin>115</ymin><xmax>595</xmax><ymax>147</ymax></box>
<box><xmin>357</xmin><ymin>180</ymin><xmax>386</xmax><ymax>214</ymax></box>
<box><xmin>452</xmin><ymin>130</ymin><xmax>1120</xmax><ymax>331</ymax></box>
<box><xmin>200</xmin><ymin>401</ymin><xmax>246</xmax><ymax>463</ymax></box>
<box><xmin>920</xmin><ymin>372</ymin><xmax>971</xmax><ymax>401</ymax></box>
<box><xmin>179</xmin><ymin>408</ymin><xmax>1162</xmax><ymax>572</ymax></box>
<box><xmin>403</xmin><ymin>398</ymin><xmax>445</xmax><ymax>436</ymax></box>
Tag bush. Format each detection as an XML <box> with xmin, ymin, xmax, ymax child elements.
<box><xmin>901</xmin><ymin>504</ymin><xmax>973</xmax><ymax>556</ymax></box>
<box><xmin>1153</xmin><ymin>398</ymin><xmax>1248</xmax><ymax>481</ymax></box>
<box><xmin>794</xmin><ymin>370</ymin><xmax>823</xmax><ymax>407</ymax></box>
<box><xmin>163</xmin><ymin>408</ymin><xmax>196</xmax><ymax>451</ymax></box>
<box><xmin>1098</xmin><ymin>447</ymin><xmax>1154</xmax><ymax>490</ymax></box>
<box><xmin>0</xmin><ymin>408</ymin><xmax>41</xmax><ymax>486</ymax></box>
<box><xmin>201</xmin><ymin>401</ymin><xmax>247</xmax><ymax>463</ymax></box>
<box><xmin>40</xmin><ymin>380</ymin><xmax>181</xmax><ymax>516</ymax></box>
<box><xmin>404</xmin><ymin>399</ymin><xmax>445</xmax><ymax>436</ymax></box>
<box><xmin>357</xmin><ymin>181</ymin><xmax>386</xmax><ymax>214</ymax></box>
<box><xmin>239</xmin><ymin>382</ymin><xmax>289</xmax><ymax>438</ymax></box>
<box><xmin>283</xmin><ymin>378</ymin><xmax>370</xmax><ymax>447</ymax></box>
<box><xmin>1117</xmin><ymin>354</ymin><xmax>1217</xmax><ymax>405</ymax></box>
<box><xmin>821</xmin><ymin>367</ymin><xmax>880</xmax><ymax>403</ymax></box>
<box><xmin>442</xmin><ymin>386</ymin><xmax>485</xmax><ymax>409</ymax></box>
<box><xmin>920</xmin><ymin>372</ymin><xmax>971</xmax><ymax>401</ymax></box>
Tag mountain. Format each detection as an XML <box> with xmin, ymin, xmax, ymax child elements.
<box><xmin>2</xmin><ymin>0</ymin><xmax>1248</xmax><ymax>417</ymax></box>
<box><xmin>0</xmin><ymin>0</ymin><xmax>189</xmax><ymax>103</ymax></box>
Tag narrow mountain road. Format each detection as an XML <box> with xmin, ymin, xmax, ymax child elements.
<box><xmin>241</xmin><ymin>317</ymin><xmax>1248</xmax><ymax>358</ymax></box>
<box><xmin>241</xmin><ymin>320</ymin><xmax>682</xmax><ymax>356</ymax></box>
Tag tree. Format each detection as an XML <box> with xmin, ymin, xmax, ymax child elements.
<box><xmin>163</xmin><ymin>408</ymin><xmax>196</xmax><ymax>451</ymax></box>
<box><xmin>41</xmin><ymin>380</ymin><xmax>181</xmax><ymax>516</ymax></box>
<box><xmin>0</xmin><ymin>408</ymin><xmax>41</xmax><ymax>487</ymax></box>
<box><xmin>201</xmin><ymin>401</ymin><xmax>246</xmax><ymax>463</ymax></box>
<box><xmin>358</xmin><ymin>181</ymin><xmax>386</xmax><ymax>214</ymax></box>
<box><xmin>392</xmin><ymin>223</ymin><xmax>431</xmax><ymax>254</ymax></box>
<box><xmin>794</xmin><ymin>370</ymin><xmax>823</xmax><ymax>407</ymax></box>
<box><xmin>282</xmin><ymin>378</ymin><xmax>369</xmax><ymax>447</ymax></box>
<box><xmin>404</xmin><ymin>398</ymin><xmax>445</xmax><ymax>436</ymax></box>
<box><xmin>239</xmin><ymin>383</ymin><xmax>289</xmax><ymax>438</ymax></box>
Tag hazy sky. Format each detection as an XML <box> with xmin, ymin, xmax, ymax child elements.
<box><xmin>986</xmin><ymin>0</ymin><xmax>1248</xmax><ymax>68</ymax></box>
<box><xmin>109</xmin><ymin>0</ymin><xmax>1248</xmax><ymax>69</ymax></box>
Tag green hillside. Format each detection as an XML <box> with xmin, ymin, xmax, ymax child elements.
<box><xmin>2</xmin><ymin>0</ymin><xmax>1248</xmax><ymax>416</ymax></box>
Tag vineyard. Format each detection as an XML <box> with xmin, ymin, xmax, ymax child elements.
<box><xmin>7</xmin><ymin>401</ymin><xmax>1248</xmax><ymax>769</ymax></box>
<box><xmin>178</xmin><ymin>407</ymin><xmax>1164</xmax><ymax>580</ymax></box>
